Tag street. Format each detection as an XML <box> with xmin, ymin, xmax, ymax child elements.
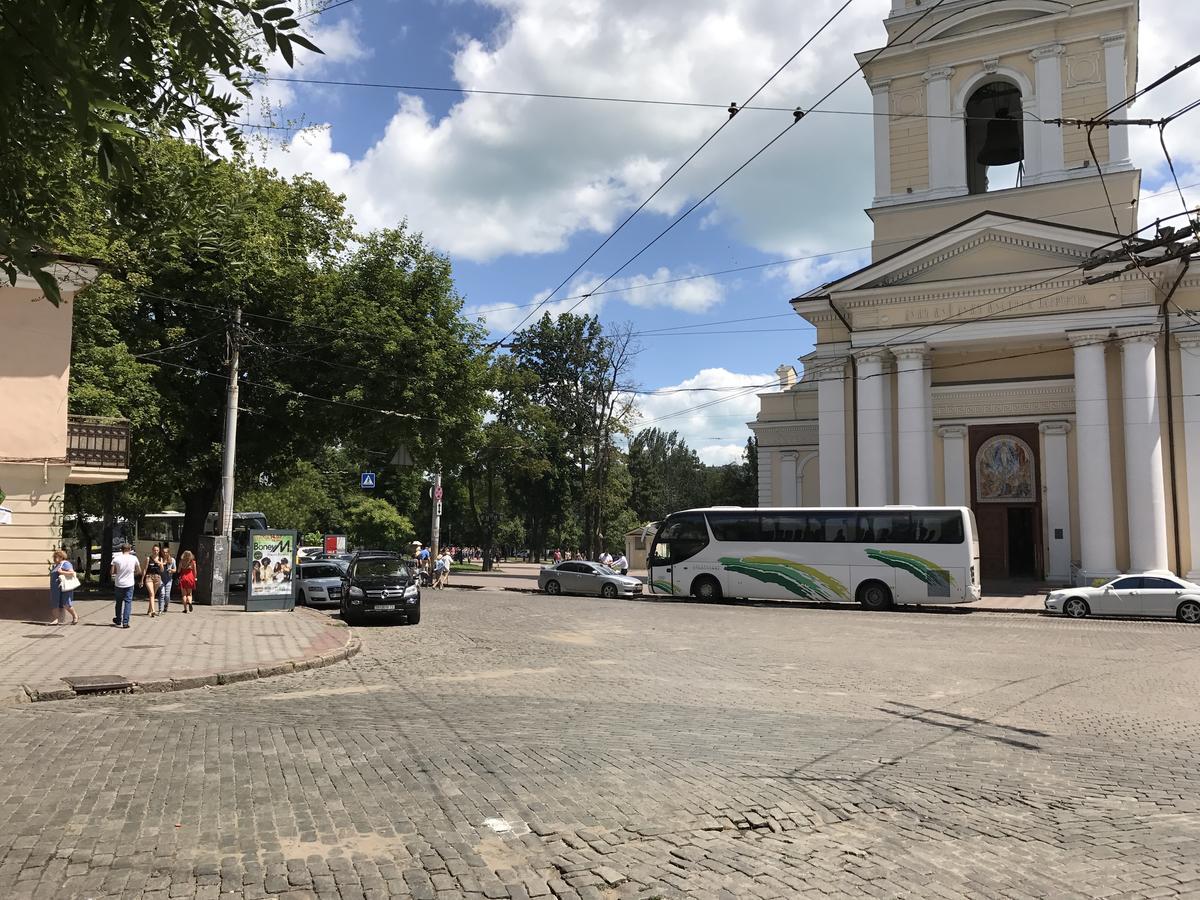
<box><xmin>3</xmin><ymin>590</ymin><xmax>1200</xmax><ymax>899</ymax></box>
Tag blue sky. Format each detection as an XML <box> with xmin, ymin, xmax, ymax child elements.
<box><xmin>253</xmin><ymin>0</ymin><xmax>1198</xmax><ymax>463</ymax></box>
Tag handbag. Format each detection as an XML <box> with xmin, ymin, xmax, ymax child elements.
<box><xmin>58</xmin><ymin>571</ymin><xmax>81</xmax><ymax>592</ymax></box>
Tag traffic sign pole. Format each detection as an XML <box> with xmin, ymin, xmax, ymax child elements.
<box><xmin>430</xmin><ymin>472</ymin><xmax>442</xmax><ymax>565</ymax></box>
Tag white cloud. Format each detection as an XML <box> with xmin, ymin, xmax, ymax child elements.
<box><xmin>462</xmin><ymin>265</ymin><xmax>725</xmax><ymax>331</ymax></box>
<box><xmin>261</xmin><ymin>0</ymin><xmax>884</xmax><ymax>262</ymax></box>
<box><xmin>633</xmin><ymin>367</ymin><xmax>774</xmax><ymax>465</ymax></box>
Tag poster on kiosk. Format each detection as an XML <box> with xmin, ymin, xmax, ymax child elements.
<box><xmin>246</xmin><ymin>529</ymin><xmax>297</xmax><ymax>611</ymax></box>
<box><xmin>323</xmin><ymin>533</ymin><xmax>347</xmax><ymax>555</ymax></box>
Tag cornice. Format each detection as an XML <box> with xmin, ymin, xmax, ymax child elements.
<box><xmin>933</xmin><ymin>380</ymin><xmax>1075</xmax><ymax>421</ymax></box>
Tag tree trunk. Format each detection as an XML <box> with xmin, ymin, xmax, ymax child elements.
<box><xmin>100</xmin><ymin>483</ymin><xmax>115</xmax><ymax>589</ymax></box>
<box><xmin>180</xmin><ymin>481</ymin><xmax>219</xmax><ymax>555</ymax></box>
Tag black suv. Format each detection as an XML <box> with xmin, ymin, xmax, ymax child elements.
<box><xmin>339</xmin><ymin>551</ymin><xmax>421</xmax><ymax>626</ymax></box>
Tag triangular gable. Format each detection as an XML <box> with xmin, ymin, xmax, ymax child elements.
<box><xmin>797</xmin><ymin>211</ymin><xmax>1120</xmax><ymax>299</ymax></box>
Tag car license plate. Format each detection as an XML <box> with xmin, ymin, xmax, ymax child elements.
<box><xmin>375</xmin><ymin>604</ymin><xmax>395</xmax><ymax>611</ymax></box>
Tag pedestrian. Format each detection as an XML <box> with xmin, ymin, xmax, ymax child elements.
<box><xmin>159</xmin><ymin>546</ymin><xmax>176</xmax><ymax>614</ymax></box>
<box><xmin>613</xmin><ymin>552</ymin><xmax>629</xmax><ymax>576</ymax></box>
<box><xmin>49</xmin><ymin>549</ymin><xmax>80</xmax><ymax>625</ymax></box>
<box><xmin>553</xmin><ymin>548</ymin><xmax>562</xmax><ymax>563</ymax></box>
<box><xmin>433</xmin><ymin>551</ymin><xmax>448</xmax><ymax>589</ymax></box>
<box><xmin>600</xmin><ymin>550</ymin><xmax>613</xmax><ymax>567</ymax></box>
<box><xmin>142</xmin><ymin>544</ymin><xmax>163</xmax><ymax>617</ymax></box>
<box><xmin>178</xmin><ymin>550</ymin><xmax>197</xmax><ymax>613</ymax></box>
<box><xmin>111</xmin><ymin>543</ymin><xmax>141</xmax><ymax>628</ymax></box>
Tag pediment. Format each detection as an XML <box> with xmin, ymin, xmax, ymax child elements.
<box><xmin>863</xmin><ymin>229</ymin><xmax>1093</xmax><ymax>288</ymax></box>
<box><xmin>801</xmin><ymin>212</ymin><xmax>1120</xmax><ymax>300</ymax></box>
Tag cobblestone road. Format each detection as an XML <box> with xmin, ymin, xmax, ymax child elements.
<box><xmin>3</xmin><ymin>591</ymin><xmax>1200</xmax><ymax>899</ymax></box>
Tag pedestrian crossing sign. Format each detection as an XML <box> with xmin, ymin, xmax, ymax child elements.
<box><xmin>361</xmin><ymin>472</ymin><xmax>376</xmax><ymax>489</ymax></box>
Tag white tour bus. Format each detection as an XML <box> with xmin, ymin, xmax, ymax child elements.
<box><xmin>647</xmin><ymin>506</ymin><xmax>981</xmax><ymax>609</ymax></box>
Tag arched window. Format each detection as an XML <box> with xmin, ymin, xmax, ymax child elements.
<box><xmin>964</xmin><ymin>80</ymin><xmax>1025</xmax><ymax>194</ymax></box>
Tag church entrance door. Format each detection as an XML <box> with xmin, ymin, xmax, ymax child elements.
<box><xmin>969</xmin><ymin>424</ymin><xmax>1043</xmax><ymax>584</ymax></box>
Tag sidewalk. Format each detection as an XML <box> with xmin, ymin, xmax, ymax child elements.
<box><xmin>0</xmin><ymin>596</ymin><xmax>357</xmax><ymax>706</ymax></box>
<box><xmin>448</xmin><ymin>562</ymin><xmax>1046</xmax><ymax>612</ymax></box>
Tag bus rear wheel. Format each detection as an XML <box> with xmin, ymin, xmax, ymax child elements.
<box><xmin>858</xmin><ymin>581</ymin><xmax>893</xmax><ymax>611</ymax></box>
<box><xmin>691</xmin><ymin>576</ymin><xmax>723</xmax><ymax>602</ymax></box>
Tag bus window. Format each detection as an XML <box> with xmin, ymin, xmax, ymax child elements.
<box><xmin>817</xmin><ymin>512</ymin><xmax>855</xmax><ymax>543</ymax></box>
<box><xmin>654</xmin><ymin>513</ymin><xmax>709</xmax><ymax>564</ymax></box>
<box><xmin>706</xmin><ymin>512</ymin><xmax>762</xmax><ymax>542</ymax></box>
<box><xmin>913</xmin><ymin>511</ymin><xmax>965</xmax><ymax>543</ymax></box>
<box><xmin>761</xmin><ymin>513</ymin><xmax>806</xmax><ymax>541</ymax></box>
<box><xmin>860</xmin><ymin>512</ymin><xmax>913</xmax><ymax>543</ymax></box>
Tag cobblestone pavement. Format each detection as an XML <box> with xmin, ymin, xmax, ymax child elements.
<box><xmin>2</xmin><ymin>590</ymin><xmax>1199</xmax><ymax>899</ymax></box>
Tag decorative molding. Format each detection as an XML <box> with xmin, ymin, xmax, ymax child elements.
<box><xmin>1099</xmin><ymin>31</ymin><xmax>1127</xmax><ymax>48</ymax></box>
<box><xmin>933</xmin><ymin>380</ymin><xmax>1075</xmax><ymax>421</ymax></box>
<box><xmin>890</xmin><ymin>86</ymin><xmax>925</xmax><ymax>119</ymax></box>
<box><xmin>1066</xmin><ymin>51</ymin><xmax>1102</xmax><ymax>87</ymax></box>
<box><xmin>982</xmin><ymin>57</ymin><xmax>999</xmax><ymax>74</ymax></box>
<box><xmin>872</xmin><ymin>230</ymin><xmax>1092</xmax><ymax>288</ymax></box>
<box><xmin>869</xmin><ymin>79</ymin><xmax>891</xmax><ymax>95</ymax></box>
<box><xmin>1029</xmin><ymin>43</ymin><xmax>1067</xmax><ymax>61</ymax></box>
<box><xmin>1039</xmin><ymin>420</ymin><xmax>1072</xmax><ymax>436</ymax></box>
<box><xmin>1175</xmin><ymin>332</ymin><xmax>1200</xmax><ymax>350</ymax></box>
<box><xmin>1116</xmin><ymin>326</ymin><xmax>1160</xmax><ymax>347</ymax></box>
<box><xmin>1069</xmin><ymin>329</ymin><xmax>1112</xmax><ymax>346</ymax></box>
<box><xmin>922</xmin><ymin>66</ymin><xmax>955</xmax><ymax>83</ymax></box>
<box><xmin>750</xmin><ymin>422</ymin><xmax>820</xmax><ymax>448</ymax></box>
<box><xmin>938</xmin><ymin>424</ymin><xmax>968</xmax><ymax>439</ymax></box>
<box><xmin>892</xmin><ymin>344</ymin><xmax>928</xmax><ymax>362</ymax></box>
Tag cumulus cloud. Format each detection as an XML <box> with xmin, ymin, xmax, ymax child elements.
<box><xmin>463</xmin><ymin>265</ymin><xmax>726</xmax><ymax>331</ymax></box>
<box><xmin>261</xmin><ymin>0</ymin><xmax>883</xmax><ymax>262</ymax></box>
<box><xmin>633</xmin><ymin>367</ymin><xmax>775</xmax><ymax>465</ymax></box>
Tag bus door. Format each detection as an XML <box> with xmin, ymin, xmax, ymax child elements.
<box><xmin>649</xmin><ymin>513</ymin><xmax>709</xmax><ymax>596</ymax></box>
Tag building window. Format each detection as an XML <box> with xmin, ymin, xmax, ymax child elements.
<box><xmin>965</xmin><ymin>80</ymin><xmax>1024</xmax><ymax>194</ymax></box>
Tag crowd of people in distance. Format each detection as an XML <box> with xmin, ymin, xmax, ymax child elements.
<box><xmin>549</xmin><ymin>548</ymin><xmax>629</xmax><ymax>575</ymax></box>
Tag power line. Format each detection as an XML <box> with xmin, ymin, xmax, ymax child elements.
<box><xmin>490</xmin><ymin>0</ymin><xmax>862</xmax><ymax>346</ymax></box>
<box><xmin>261</xmin><ymin>75</ymin><xmax>1058</xmax><ymax>125</ymax></box>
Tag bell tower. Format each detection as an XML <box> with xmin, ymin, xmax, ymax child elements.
<box><xmin>859</xmin><ymin>0</ymin><xmax>1141</xmax><ymax>259</ymax></box>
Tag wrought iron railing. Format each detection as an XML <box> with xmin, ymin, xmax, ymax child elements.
<box><xmin>67</xmin><ymin>415</ymin><xmax>130</xmax><ymax>468</ymax></box>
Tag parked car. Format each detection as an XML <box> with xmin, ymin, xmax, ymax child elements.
<box><xmin>340</xmin><ymin>551</ymin><xmax>421</xmax><ymax>625</ymax></box>
<box><xmin>538</xmin><ymin>561</ymin><xmax>643</xmax><ymax>599</ymax></box>
<box><xmin>296</xmin><ymin>560</ymin><xmax>347</xmax><ymax>606</ymax></box>
<box><xmin>1045</xmin><ymin>572</ymin><xmax>1200</xmax><ymax>622</ymax></box>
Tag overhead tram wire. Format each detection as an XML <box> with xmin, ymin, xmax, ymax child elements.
<box><xmin>489</xmin><ymin>0</ymin><xmax>860</xmax><ymax>346</ymax></box>
<box><xmin>545</xmin><ymin>0</ymin><xmax>957</xmax><ymax>328</ymax></box>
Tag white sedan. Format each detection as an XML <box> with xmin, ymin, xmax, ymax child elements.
<box><xmin>1045</xmin><ymin>572</ymin><xmax>1200</xmax><ymax>622</ymax></box>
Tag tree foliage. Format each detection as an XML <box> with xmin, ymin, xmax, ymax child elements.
<box><xmin>0</xmin><ymin>0</ymin><xmax>323</xmax><ymax>300</ymax></box>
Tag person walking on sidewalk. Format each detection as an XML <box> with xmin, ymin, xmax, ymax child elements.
<box><xmin>111</xmin><ymin>543</ymin><xmax>141</xmax><ymax>628</ymax></box>
<box><xmin>142</xmin><ymin>545</ymin><xmax>163</xmax><ymax>617</ymax></box>
<box><xmin>158</xmin><ymin>547</ymin><xmax>176</xmax><ymax>614</ymax></box>
<box><xmin>178</xmin><ymin>550</ymin><xmax>197</xmax><ymax>613</ymax></box>
<box><xmin>49</xmin><ymin>549</ymin><xmax>80</xmax><ymax>625</ymax></box>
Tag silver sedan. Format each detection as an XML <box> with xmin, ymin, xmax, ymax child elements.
<box><xmin>1045</xmin><ymin>571</ymin><xmax>1200</xmax><ymax>622</ymax></box>
<box><xmin>539</xmin><ymin>561</ymin><xmax>644</xmax><ymax>599</ymax></box>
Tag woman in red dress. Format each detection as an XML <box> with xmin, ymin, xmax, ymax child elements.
<box><xmin>178</xmin><ymin>550</ymin><xmax>198</xmax><ymax>613</ymax></box>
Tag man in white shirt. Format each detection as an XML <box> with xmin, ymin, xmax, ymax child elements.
<box><xmin>600</xmin><ymin>551</ymin><xmax>613</xmax><ymax>567</ymax></box>
<box><xmin>111</xmin><ymin>543</ymin><xmax>141</xmax><ymax>628</ymax></box>
<box><xmin>613</xmin><ymin>553</ymin><xmax>629</xmax><ymax>576</ymax></box>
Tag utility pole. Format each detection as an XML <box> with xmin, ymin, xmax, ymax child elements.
<box><xmin>218</xmin><ymin>307</ymin><xmax>242</xmax><ymax>552</ymax></box>
<box><xmin>430</xmin><ymin>471</ymin><xmax>442</xmax><ymax>563</ymax></box>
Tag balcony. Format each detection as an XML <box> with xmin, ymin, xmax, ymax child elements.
<box><xmin>67</xmin><ymin>415</ymin><xmax>130</xmax><ymax>471</ymax></box>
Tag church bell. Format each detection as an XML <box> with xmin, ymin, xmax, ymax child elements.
<box><xmin>976</xmin><ymin>107</ymin><xmax>1023</xmax><ymax>167</ymax></box>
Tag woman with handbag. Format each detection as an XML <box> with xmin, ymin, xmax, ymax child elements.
<box><xmin>49</xmin><ymin>549</ymin><xmax>80</xmax><ymax>625</ymax></box>
<box><xmin>158</xmin><ymin>547</ymin><xmax>176</xmax><ymax>614</ymax></box>
<box><xmin>143</xmin><ymin>544</ymin><xmax>163</xmax><ymax>618</ymax></box>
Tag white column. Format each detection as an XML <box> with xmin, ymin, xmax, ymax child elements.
<box><xmin>1101</xmin><ymin>32</ymin><xmax>1130</xmax><ymax>167</ymax></box>
<box><xmin>1120</xmin><ymin>328</ymin><xmax>1169</xmax><ymax>572</ymax></box>
<box><xmin>870</xmin><ymin>81</ymin><xmax>892</xmax><ymax>202</ymax></box>
<box><xmin>1071</xmin><ymin>332</ymin><xmax>1118</xmax><ymax>579</ymax></box>
<box><xmin>881</xmin><ymin>356</ymin><xmax>896</xmax><ymax>503</ymax></box>
<box><xmin>1176</xmin><ymin>333</ymin><xmax>1200</xmax><ymax>578</ymax></box>
<box><xmin>924</xmin><ymin>363</ymin><xmax>935</xmax><ymax>493</ymax></box>
<box><xmin>856</xmin><ymin>350</ymin><xmax>888</xmax><ymax>505</ymax></box>
<box><xmin>1031</xmin><ymin>44</ymin><xmax>1066</xmax><ymax>177</ymax></box>
<box><xmin>1040</xmin><ymin>421</ymin><xmax>1073</xmax><ymax>583</ymax></box>
<box><xmin>757</xmin><ymin>448</ymin><xmax>774</xmax><ymax>507</ymax></box>
<box><xmin>779</xmin><ymin>451</ymin><xmax>799</xmax><ymax>506</ymax></box>
<box><xmin>817</xmin><ymin>357</ymin><xmax>848</xmax><ymax>506</ymax></box>
<box><xmin>895</xmin><ymin>345</ymin><xmax>932</xmax><ymax>504</ymax></box>
<box><xmin>923</xmin><ymin>67</ymin><xmax>962</xmax><ymax>194</ymax></box>
<box><xmin>939</xmin><ymin>425</ymin><xmax>968</xmax><ymax>507</ymax></box>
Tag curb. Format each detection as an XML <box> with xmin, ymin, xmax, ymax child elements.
<box><xmin>19</xmin><ymin>626</ymin><xmax>362</xmax><ymax>705</ymax></box>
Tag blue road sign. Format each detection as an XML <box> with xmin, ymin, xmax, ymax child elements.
<box><xmin>360</xmin><ymin>472</ymin><xmax>377</xmax><ymax>489</ymax></box>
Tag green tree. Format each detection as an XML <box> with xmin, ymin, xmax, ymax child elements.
<box><xmin>627</xmin><ymin>428</ymin><xmax>704</xmax><ymax>522</ymax></box>
<box><xmin>237</xmin><ymin>461</ymin><xmax>333</xmax><ymax>538</ymax></box>
<box><xmin>341</xmin><ymin>498</ymin><xmax>413</xmax><ymax>550</ymax></box>
<box><xmin>0</xmin><ymin>0</ymin><xmax>326</xmax><ymax>299</ymax></box>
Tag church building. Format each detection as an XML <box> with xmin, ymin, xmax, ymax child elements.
<box><xmin>751</xmin><ymin>0</ymin><xmax>1200</xmax><ymax>586</ymax></box>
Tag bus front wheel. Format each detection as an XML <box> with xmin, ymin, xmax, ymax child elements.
<box><xmin>858</xmin><ymin>581</ymin><xmax>893</xmax><ymax>611</ymax></box>
<box><xmin>691</xmin><ymin>576</ymin><xmax>723</xmax><ymax>602</ymax></box>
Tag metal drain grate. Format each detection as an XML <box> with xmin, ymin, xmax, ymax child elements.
<box><xmin>62</xmin><ymin>675</ymin><xmax>133</xmax><ymax>693</ymax></box>
<box><xmin>124</xmin><ymin>645</ymin><xmax>163</xmax><ymax>650</ymax></box>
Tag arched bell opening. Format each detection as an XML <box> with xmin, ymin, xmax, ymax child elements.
<box><xmin>965</xmin><ymin>80</ymin><xmax>1025</xmax><ymax>194</ymax></box>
